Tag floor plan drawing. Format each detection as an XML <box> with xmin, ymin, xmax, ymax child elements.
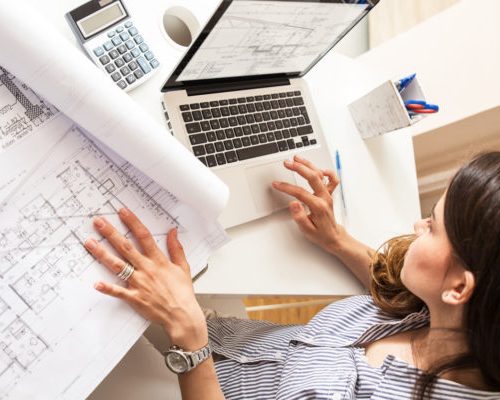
<box><xmin>0</xmin><ymin>66</ymin><xmax>58</xmax><ymax>152</ymax></box>
<box><xmin>0</xmin><ymin>125</ymin><xmax>227</xmax><ymax>399</ymax></box>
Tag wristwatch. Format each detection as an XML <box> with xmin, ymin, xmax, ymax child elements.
<box><xmin>163</xmin><ymin>343</ymin><xmax>212</xmax><ymax>374</ymax></box>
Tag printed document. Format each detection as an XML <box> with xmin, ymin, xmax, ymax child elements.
<box><xmin>0</xmin><ymin>2</ymin><xmax>229</xmax><ymax>399</ymax></box>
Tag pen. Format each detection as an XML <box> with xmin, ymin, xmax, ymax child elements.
<box><xmin>394</xmin><ymin>73</ymin><xmax>416</xmax><ymax>93</ymax></box>
<box><xmin>335</xmin><ymin>150</ymin><xmax>348</xmax><ymax>217</ymax></box>
<box><xmin>404</xmin><ymin>99</ymin><xmax>439</xmax><ymax>117</ymax></box>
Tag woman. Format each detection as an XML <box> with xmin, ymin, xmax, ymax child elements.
<box><xmin>84</xmin><ymin>152</ymin><xmax>500</xmax><ymax>399</ymax></box>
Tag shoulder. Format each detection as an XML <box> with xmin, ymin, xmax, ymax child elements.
<box><xmin>295</xmin><ymin>295</ymin><xmax>429</xmax><ymax>346</ymax></box>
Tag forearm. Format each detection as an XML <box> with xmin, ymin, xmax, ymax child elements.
<box><xmin>328</xmin><ymin>226</ymin><xmax>375</xmax><ymax>290</ymax></box>
<box><xmin>178</xmin><ymin>358</ymin><xmax>225</xmax><ymax>400</ymax></box>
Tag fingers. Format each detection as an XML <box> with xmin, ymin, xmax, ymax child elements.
<box><xmin>84</xmin><ymin>238</ymin><xmax>133</xmax><ymax>276</ymax></box>
<box><xmin>283</xmin><ymin>157</ymin><xmax>328</xmax><ymax>197</ymax></box>
<box><xmin>94</xmin><ymin>281</ymin><xmax>134</xmax><ymax>301</ymax></box>
<box><xmin>272</xmin><ymin>181</ymin><xmax>324</xmax><ymax>213</ymax></box>
<box><xmin>118</xmin><ymin>208</ymin><xmax>161</xmax><ymax>257</ymax></box>
<box><xmin>166</xmin><ymin>228</ymin><xmax>190</xmax><ymax>273</ymax></box>
<box><xmin>289</xmin><ymin>201</ymin><xmax>316</xmax><ymax>234</ymax></box>
<box><xmin>291</xmin><ymin>155</ymin><xmax>320</xmax><ymax>171</ymax></box>
<box><xmin>93</xmin><ymin>216</ymin><xmax>145</xmax><ymax>266</ymax></box>
<box><xmin>322</xmin><ymin>169</ymin><xmax>339</xmax><ymax>195</ymax></box>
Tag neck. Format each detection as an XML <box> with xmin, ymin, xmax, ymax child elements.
<box><xmin>411</xmin><ymin>303</ymin><xmax>491</xmax><ymax>391</ymax></box>
<box><xmin>412</xmin><ymin>302</ymin><xmax>466</xmax><ymax>369</ymax></box>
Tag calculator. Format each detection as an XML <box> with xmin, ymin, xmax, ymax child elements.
<box><xmin>66</xmin><ymin>0</ymin><xmax>160</xmax><ymax>91</ymax></box>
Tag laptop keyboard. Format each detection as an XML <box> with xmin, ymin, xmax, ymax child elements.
<box><xmin>179</xmin><ymin>91</ymin><xmax>317</xmax><ymax>168</ymax></box>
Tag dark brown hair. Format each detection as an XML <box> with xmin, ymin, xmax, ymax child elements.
<box><xmin>370</xmin><ymin>152</ymin><xmax>500</xmax><ymax>398</ymax></box>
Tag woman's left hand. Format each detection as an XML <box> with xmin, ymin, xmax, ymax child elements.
<box><xmin>84</xmin><ymin>208</ymin><xmax>207</xmax><ymax>351</ymax></box>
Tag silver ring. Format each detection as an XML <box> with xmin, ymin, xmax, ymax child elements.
<box><xmin>117</xmin><ymin>262</ymin><xmax>135</xmax><ymax>281</ymax></box>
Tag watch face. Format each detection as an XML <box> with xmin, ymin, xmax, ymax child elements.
<box><xmin>166</xmin><ymin>351</ymin><xmax>189</xmax><ymax>373</ymax></box>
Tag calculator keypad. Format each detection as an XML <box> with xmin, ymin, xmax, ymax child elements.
<box><xmin>94</xmin><ymin>21</ymin><xmax>159</xmax><ymax>90</ymax></box>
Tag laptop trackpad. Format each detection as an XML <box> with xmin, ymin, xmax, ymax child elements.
<box><xmin>245</xmin><ymin>161</ymin><xmax>296</xmax><ymax>213</ymax></box>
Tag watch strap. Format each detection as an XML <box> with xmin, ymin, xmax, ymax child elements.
<box><xmin>187</xmin><ymin>343</ymin><xmax>212</xmax><ymax>370</ymax></box>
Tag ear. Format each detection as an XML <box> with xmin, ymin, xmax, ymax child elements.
<box><xmin>441</xmin><ymin>270</ymin><xmax>475</xmax><ymax>305</ymax></box>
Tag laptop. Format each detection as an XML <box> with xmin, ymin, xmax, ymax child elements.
<box><xmin>161</xmin><ymin>0</ymin><xmax>379</xmax><ymax>228</ymax></box>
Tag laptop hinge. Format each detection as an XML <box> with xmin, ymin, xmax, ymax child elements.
<box><xmin>185</xmin><ymin>77</ymin><xmax>291</xmax><ymax>96</ymax></box>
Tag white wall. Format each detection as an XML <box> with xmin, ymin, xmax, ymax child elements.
<box><xmin>355</xmin><ymin>0</ymin><xmax>500</xmax><ymax>216</ymax></box>
<box><xmin>368</xmin><ymin>0</ymin><xmax>459</xmax><ymax>48</ymax></box>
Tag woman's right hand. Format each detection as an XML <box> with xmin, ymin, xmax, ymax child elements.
<box><xmin>272</xmin><ymin>154</ymin><xmax>344</xmax><ymax>255</ymax></box>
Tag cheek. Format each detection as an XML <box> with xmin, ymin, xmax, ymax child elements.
<box><xmin>401</xmin><ymin>239</ymin><xmax>444</xmax><ymax>296</ymax></box>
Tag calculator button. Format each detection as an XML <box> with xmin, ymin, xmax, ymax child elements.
<box><xmin>116</xmin><ymin>26</ymin><xmax>124</xmax><ymax>33</ymax></box>
<box><xmin>122</xmin><ymin>53</ymin><xmax>133</xmax><ymax>63</ymax></box>
<box><xmin>128</xmin><ymin>27</ymin><xmax>138</xmax><ymax>36</ymax></box>
<box><xmin>137</xmin><ymin>57</ymin><xmax>151</xmax><ymax>74</ymax></box>
<box><xmin>109</xmin><ymin>50</ymin><xmax>119</xmax><ymax>59</ymax></box>
<box><xmin>119</xmin><ymin>32</ymin><xmax>130</xmax><ymax>41</ymax></box>
<box><xmin>111</xmin><ymin>36</ymin><xmax>122</xmax><ymax>46</ymax></box>
<box><xmin>107</xmin><ymin>31</ymin><xmax>116</xmax><ymax>38</ymax></box>
<box><xmin>111</xmin><ymin>72</ymin><xmax>121</xmax><ymax>82</ymax></box>
<box><xmin>120</xmin><ymin>66</ymin><xmax>131</xmax><ymax>76</ymax></box>
<box><xmin>134</xmin><ymin>35</ymin><xmax>144</xmax><ymax>44</ymax></box>
<box><xmin>139</xmin><ymin>43</ymin><xmax>148</xmax><ymax>52</ymax></box>
<box><xmin>150</xmin><ymin>59</ymin><xmax>160</xmax><ymax>69</ymax></box>
<box><xmin>115</xmin><ymin>58</ymin><xmax>125</xmax><ymax>67</ymax></box>
<box><xmin>117</xmin><ymin>80</ymin><xmax>127</xmax><ymax>89</ymax></box>
<box><xmin>144</xmin><ymin>51</ymin><xmax>154</xmax><ymax>61</ymax></box>
<box><xmin>103</xmin><ymin>41</ymin><xmax>114</xmax><ymax>51</ymax></box>
<box><xmin>125</xmin><ymin>40</ymin><xmax>135</xmax><ymax>50</ymax></box>
<box><xmin>93</xmin><ymin>46</ymin><xmax>104</xmax><ymax>57</ymax></box>
<box><xmin>105</xmin><ymin>64</ymin><xmax>116</xmax><ymax>73</ymax></box>
<box><xmin>99</xmin><ymin>55</ymin><xmax>110</xmax><ymax>65</ymax></box>
<box><xmin>126</xmin><ymin>74</ymin><xmax>136</xmax><ymax>84</ymax></box>
<box><xmin>128</xmin><ymin>61</ymin><xmax>138</xmax><ymax>70</ymax></box>
<box><xmin>125</xmin><ymin>21</ymin><xmax>133</xmax><ymax>28</ymax></box>
<box><xmin>131</xmin><ymin>48</ymin><xmax>140</xmax><ymax>58</ymax></box>
<box><xmin>117</xmin><ymin>45</ymin><xmax>127</xmax><ymax>54</ymax></box>
<box><xmin>134</xmin><ymin>69</ymin><xmax>144</xmax><ymax>79</ymax></box>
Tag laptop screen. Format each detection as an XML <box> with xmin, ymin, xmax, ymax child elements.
<box><xmin>162</xmin><ymin>0</ymin><xmax>378</xmax><ymax>90</ymax></box>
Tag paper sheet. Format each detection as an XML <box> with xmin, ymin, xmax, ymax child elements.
<box><xmin>0</xmin><ymin>67</ymin><xmax>69</xmax><ymax>202</ymax></box>
<box><xmin>0</xmin><ymin>108</ymin><xmax>228</xmax><ymax>399</ymax></box>
<box><xmin>0</xmin><ymin>1</ymin><xmax>229</xmax><ymax>222</ymax></box>
<box><xmin>0</xmin><ymin>2</ymin><xmax>231</xmax><ymax>399</ymax></box>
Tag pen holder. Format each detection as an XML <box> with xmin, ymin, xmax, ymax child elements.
<box><xmin>348</xmin><ymin>75</ymin><xmax>428</xmax><ymax>139</ymax></box>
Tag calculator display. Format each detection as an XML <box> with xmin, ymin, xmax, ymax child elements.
<box><xmin>77</xmin><ymin>2</ymin><xmax>126</xmax><ymax>38</ymax></box>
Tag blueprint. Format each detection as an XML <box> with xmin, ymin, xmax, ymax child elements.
<box><xmin>0</xmin><ymin>3</ymin><xmax>229</xmax><ymax>398</ymax></box>
<box><xmin>178</xmin><ymin>0</ymin><xmax>368</xmax><ymax>80</ymax></box>
<box><xmin>0</xmin><ymin>67</ymin><xmax>58</xmax><ymax>153</ymax></box>
<box><xmin>0</xmin><ymin>67</ymin><xmax>67</xmax><ymax>203</ymax></box>
<box><xmin>0</xmin><ymin>1</ymin><xmax>229</xmax><ymax>222</ymax></box>
<box><xmin>0</xmin><ymin>124</ymin><xmax>227</xmax><ymax>399</ymax></box>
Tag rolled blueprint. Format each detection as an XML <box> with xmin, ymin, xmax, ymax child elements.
<box><xmin>0</xmin><ymin>1</ymin><xmax>229</xmax><ymax>221</ymax></box>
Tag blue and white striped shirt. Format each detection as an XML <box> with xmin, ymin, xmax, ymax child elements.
<box><xmin>207</xmin><ymin>295</ymin><xmax>500</xmax><ymax>399</ymax></box>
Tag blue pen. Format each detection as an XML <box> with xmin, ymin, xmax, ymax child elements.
<box><xmin>395</xmin><ymin>73</ymin><xmax>416</xmax><ymax>93</ymax></box>
<box><xmin>335</xmin><ymin>150</ymin><xmax>347</xmax><ymax>217</ymax></box>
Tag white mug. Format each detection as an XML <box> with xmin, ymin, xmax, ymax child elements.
<box><xmin>160</xmin><ymin>5</ymin><xmax>200</xmax><ymax>51</ymax></box>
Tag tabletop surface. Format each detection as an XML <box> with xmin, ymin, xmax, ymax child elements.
<box><xmin>38</xmin><ymin>0</ymin><xmax>421</xmax><ymax>296</ymax></box>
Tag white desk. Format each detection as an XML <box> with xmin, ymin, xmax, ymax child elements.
<box><xmin>40</xmin><ymin>0</ymin><xmax>421</xmax><ymax>296</ymax></box>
